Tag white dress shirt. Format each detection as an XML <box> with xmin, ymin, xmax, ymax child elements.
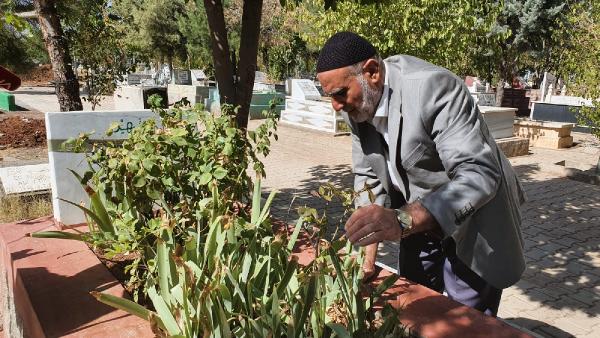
<box><xmin>369</xmin><ymin>66</ymin><xmax>402</xmax><ymax>193</ymax></box>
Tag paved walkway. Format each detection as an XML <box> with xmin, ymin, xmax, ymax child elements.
<box><xmin>250</xmin><ymin>120</ymin><xmax>600</xmax><ymax>338</ymax></box>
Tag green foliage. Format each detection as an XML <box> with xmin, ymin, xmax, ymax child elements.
<box><xmin>94</xmin><ymin>179</ymin><xmax>405</xmax><ymax>336</ymax></box>
<box><xmin>481</xmin><ymin>0</ymin><xmax>569</xmax><ymax>83</ymax></box>
<box><xmin>292</xmin><ymin>0</ymin><xmax>496</xmax><ymax>75</ymax></box>
<box><xmin>60</xmin><ymin>0</ymin><xmax>135</xmax><ymax>110</ymax></box>
<box><xmin>34</xmin><ymin>98</ymin><xmax>279</xmax><ymax>299</ymax></box>
<box><xmin>177</xmin><ymin>1</ymin><xmax>214</xmax><ymax>72</ymax></box>
<box><xmin>112</xmin><ymin>0</ymin><xmax>188</xmax><ymax>70</ymax></box>
<box><xmin>0</xmin><ymin>2</ymin><xmax>48</xmax><ymax>73</ymax></box>
<box><xmin>559</xmin><ymin>0</ymin><xmax>600</xmax><ymax>139</ymax></box>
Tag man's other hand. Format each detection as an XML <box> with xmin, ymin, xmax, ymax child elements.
<box><xmin>345</xmin><ymin>205</ymin><xmax>402</xmax><ymax>246</ymax></box>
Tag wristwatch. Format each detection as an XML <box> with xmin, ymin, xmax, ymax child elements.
<box><xmin>395</xmin><ymin>208</ymin><xmax>413</xmax><ymax>232</ymax></box>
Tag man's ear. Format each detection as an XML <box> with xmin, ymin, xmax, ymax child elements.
<box><xmin>362</xmin><ymin>59</ymin><xmax>381</xmax><ymax>84</ymax></box>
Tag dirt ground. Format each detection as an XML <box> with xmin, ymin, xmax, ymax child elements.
<box><xmin>0</xmin><ymin>112</ymin><xmax>48</xmax><ymax>167</ymax></box>
<box><xmin>16</xmin><ymin>64</ymin><xmax>53</xmax><ymax>87</ymax></box>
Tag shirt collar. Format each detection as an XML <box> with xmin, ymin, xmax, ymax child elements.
<box><xmin>373</xmin><ymin>65</ymin><xmax>390</xmax><ymax>119</ymax></box>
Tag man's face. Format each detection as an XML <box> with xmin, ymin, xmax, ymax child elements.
<box><xmin>317</xmin><ymin>66</ymin><xmax>381</xmax><ymax>123</ymax></box>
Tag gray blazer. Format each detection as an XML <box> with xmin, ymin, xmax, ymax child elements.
<box><xmin>345</xmin><ymin>55</ymin><xmax>526</xmax><ymax>289</ymax></box>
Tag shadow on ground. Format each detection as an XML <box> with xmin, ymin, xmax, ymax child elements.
<box><xmin>503</xmin><ymin>317</ymin><xmax>574</xmax><ymax>338</ymax></box>
<box><xmin>513</xmin><ymin>163</ymin><xmax>600</xmax><ymax>318</ymax></box>
<box><xmin>266</xmin><ymin>164</ymin><xmax>354</xmax><ymax>239</ymax></box>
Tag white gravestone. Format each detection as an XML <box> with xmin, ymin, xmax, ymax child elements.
<box><xmin>255</xmin><ymin>71</ymin><xmax>268</xmax><ymax>83</ymax></box>
<box><xmin>540</xmin><ymin>72</ymin><xmax>556</xmax><ymax>103</ymax></box>
<box><xmin>0</xmin><ymin>164</ymin><xmax>50</xmax><ymax>197</ymax></box>
<box><xmin>291</xmin><ymin>79</ymin><xmax>321</xmax><ymax>101</ymax></box>
<box><xmin>46</xmin><ymin>110</ymin><xmax>158</xmax><ymax>226</ymax></box>
<box><xmin>191</xmin><ymin>69</ymin><xmax>207</xmax><ymax>85</ymax></box>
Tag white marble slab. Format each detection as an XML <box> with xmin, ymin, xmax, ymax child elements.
<box><xmin>291</xmin><ymin>79</ymin><xmax>321</xmax><ymax>101</ymax></box>
<box><xmin>46</xmin><ymin>110</ymin><xmax>159</xmax><ymax>225</ymax></box>
<box><xmin>0</xmin><ymin>164</ymin><xmax>50</xmax><ymax>196</ymax></box>
<box><xmin>479</xmin><ymin>106</ymin><xmax>516</xmax><ymax>139</ymax></box>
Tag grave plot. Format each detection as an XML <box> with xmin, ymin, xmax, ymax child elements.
<box><xmin>45</xmin><ymin>109</ymin><xmax>158</xmax><ymax>226</ymax></box>
<box><xmin>280</xmin><ymin>79</ymin><xmax>348</xmax><ymax>135</ymax></box>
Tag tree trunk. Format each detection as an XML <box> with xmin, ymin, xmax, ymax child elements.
<box><xmin>203</xmin><ymin>0</ymin><xmax>235</xmax><ymax>105</ymax></box>
<box><xmin>33</xmin><ymin>0</ymin><xmax>82</xmax><ymax>111</ymax></box>
<box><xmin>235</xmin><ymin>0</ymin><xmax>263</xmax><ymax>129</ymax></box>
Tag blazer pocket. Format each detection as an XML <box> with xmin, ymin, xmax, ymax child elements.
<box><xmin>401</xmin><ymin>143</ymin><xmax>427</xmax><ymax>170</ymax></box>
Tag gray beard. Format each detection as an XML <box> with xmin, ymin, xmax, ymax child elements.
<box><xmin>349</xmin><ymin>75</ymin><xmax>380</xmax><ymax>123</ymax></box>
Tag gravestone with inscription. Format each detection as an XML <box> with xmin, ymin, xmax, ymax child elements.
<box><xmin>127</xmin><ymin>73</ymin><xmax>153</xmax><ymax>86</ymax></box>
<box><xmin>0</xmin><ymin>164</ymin><xmax>50</xmax><ymax>197</ymax></box>
<box><xmin>173</xmin><ymin>69</ymin><xmax>192</xmax><ymax>85</ymax></box>
<box><xmin>190</xmin><ymin>69</ymin><xmax>207</xmax><ymax>85</ymax></box>
<box><xmin>291</xmin><ymin>79</ymin><xmax>321</xmax><ymax>101</ymax></box>
<box><xmin>45</xmin><ymin>110</ymin><xmax>159</xmax><ymax>226</ymax></box>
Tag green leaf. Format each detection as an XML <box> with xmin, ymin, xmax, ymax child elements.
<box><xmin>250</xmin><ymin>179</ymin><xmax>265</xmax><ymax>225</ymax></box>
<box><xmin>148</xmin><ymin>286</ymin><xmax>181</xmax><ymax>335</ymax></box>
<box><xmin>213</xmin><ymin>167</ymin><xmax>228</xmax><ymax>180</ymax></box>
<box><xmin>373</xmin><ymin>273</ymin><xmax>400</xmax><ymax>298</ymax></box>
<box><xmin>29</xmin><ymin>231</ymin><xmax>84</xmax><ymax>241</ymax></box>
<box><xmin>91</xmin><ymin>291</ymin><xmax>154</xmax><ymax>322</ymax></box>
<box><xmin>287</xmin><ymin>217</ymin><xmax>304</xmax><ymax>251</ymax></box>
<box><xmin>326</xmin><ymin>323</ymin><xmax>352</xmax><ymax>338</ymax></box>
<box><xmin>199</xmin><ymin>172</ymin><xmax>212</xmax><ymax>185</ymax></box>
<box><xmin>157</xmin><ymin>237</ymin><xmax>171</xmax><ymax>303</ymax></box>
<box><xmin>133</xmin><ymin>175</ymin><xmax>146</xmax><ymax>188</ymax></box>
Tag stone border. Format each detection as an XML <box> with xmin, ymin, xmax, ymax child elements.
<box><xmin>0</xmin><ymin>216</ymin><xmax>151</xmax><ymax>337</ymax></box>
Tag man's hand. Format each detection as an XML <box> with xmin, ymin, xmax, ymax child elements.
<box><xmin>345</xmin><ymin>202</ymin><xmax>441</xmax><ymax>246</ymax></box>
<box><xmin>345</xmin><ymin>205</ymin><xmax>402</xmax><ymax>246</ymax></box>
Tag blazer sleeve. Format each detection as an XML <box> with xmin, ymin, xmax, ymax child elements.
<box><xmin>417</xmin><ymin>72</ymin><xmax>502</xmax><ymax>236</ymax></box>
<box><xmin>344</xmin><ymin>116</ymin><xmax>388</xmax><ymax>208</ymax></box>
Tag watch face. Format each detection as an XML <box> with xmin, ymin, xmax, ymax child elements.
<box><xmin>397</xmin><ymin>210</ymin><xmax>412</xmax><ymax>228</ymax></box>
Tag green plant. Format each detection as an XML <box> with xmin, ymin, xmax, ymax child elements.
<box><xmin>93</xmin><ymin>179</ymin><xmax>405</xmax><ymax>336</ymax></box>
<box><xmin>32</xmin><ymin>96</ymin><xmax>405</xmax><ymax>335</ymax></box>
<box><xmin>33</xmin><ymin>97</ymin><xmax>279</xmax><ymax>299</ymax></box>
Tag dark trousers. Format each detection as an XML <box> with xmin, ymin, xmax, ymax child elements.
<box><xmin>398</xmin><ymin>233</ymin><xmax>502</xmax><ymax>316</ymax></box>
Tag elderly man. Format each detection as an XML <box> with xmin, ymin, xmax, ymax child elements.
<box><xmin>316</xmin><ymin>32</ymin><xmax>526</xmax><ymax>316</ymax></box>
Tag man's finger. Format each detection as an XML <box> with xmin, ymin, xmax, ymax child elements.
<box><xmin>345</xmin><ymin>206</ymin><xmax>370</xmax><ymax>233</ymax></box>
<box><xmin>347</xmin><ymin>221</ymin><xmax>379</xmax><ymax>243</ymax></box>
<box><xmin>355</xmin><ymin>230</ymin><xmax>385</xmax><ymax>246</ymax></box>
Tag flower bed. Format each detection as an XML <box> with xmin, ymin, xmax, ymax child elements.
<box><xmin>0</xmin><ymin>216</ymin><xmax>530</xmax><ymax>337</ymax></box>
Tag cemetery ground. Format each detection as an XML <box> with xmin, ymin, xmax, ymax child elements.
<box><xmin>1</xmin><ymin>88</ymin><xmax>599</xmax><ymax>337</ymax></box>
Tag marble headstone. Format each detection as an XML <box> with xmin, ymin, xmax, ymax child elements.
<box><xmin>45</xmin><ymin>110</ymin><xmax>158</xmax><ymax>226</ymax></box>
<box><xmin>0</xmin><ymin>164</ymin><xmax>50</xmax><ymax>197</ymax></box>
<box><xmin>127</xmin><ymin>73</ymin><xmax>152</xmax><ymax>86</ymax></box>
<box><xmin>173</xmin><ymin>69</ymin><xmax>192</xmax><ymax>85</ymax></box>
<box><xmin>291</xmin><ymin>79</ymin><xmax>321</xmax><ymax>101</ymax></box>
<box><xmin>540</xmin><ymin>72</ymin><xmax>556</xmax><ymax>103</ymax></box>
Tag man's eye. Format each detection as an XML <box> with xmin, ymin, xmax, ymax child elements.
<box><xmin>333</xmin><ymin>88</ymin><xmax>348</xmax><ymax>97</ymax></box>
